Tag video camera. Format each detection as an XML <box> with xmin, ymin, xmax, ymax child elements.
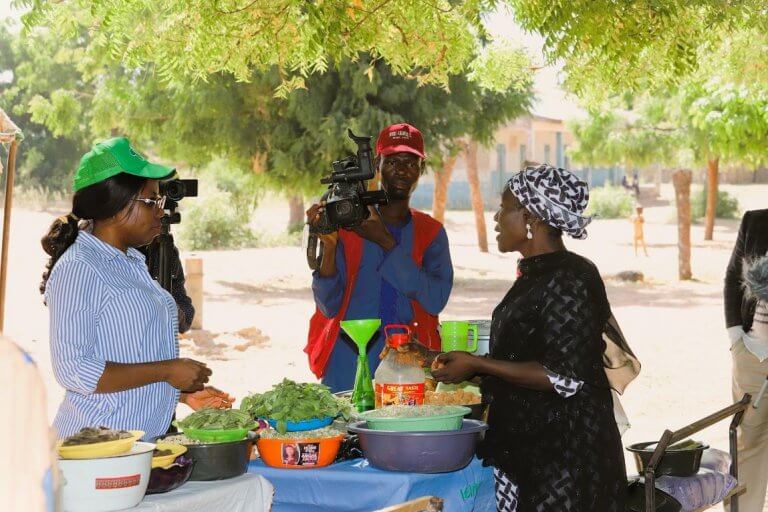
<box><xmin>159</xmin><ymin>178</ymin><xmax>198</xmax><ymax>222</ymax></box>
<box><xmin>306</xmin><ymin>129</ymin><xmax>388</xmax><ymax>269</ymax></box>
<box><xmin>155</xmin><ymin>178</ymin><xmax>198</xmax><ymax>291</ymax></box>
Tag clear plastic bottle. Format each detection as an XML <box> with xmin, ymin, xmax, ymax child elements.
<box><xmin>374</xmin><ymin>324</ymin><xmax>426</xmax><ymax>407</ymax></box>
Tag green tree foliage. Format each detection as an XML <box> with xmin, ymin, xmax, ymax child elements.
<box><xmin>254</xmin><ymin>56</ymin><xmax>533</xmax><ymax>196</ymax></box>
<box><xmin>585</xmin><ymin>185</ymin><xmax>634</xmax><ymax>219</ymax></box>
<box><xmin>10</xmin><ymin>0</ymin><xmax>534</xmax><ymax>195</ymax></box>
<box><xmin>510</xmin><ymin>0</ymin><xmax>768</xmax><ymax>100</ymax></box>
<box><xmin>0</xmin><ymin>22</ymin><xmax>95</xmax><ymax>190</ymax></box>
<box><xmin>180</xmin><ymin>189</ymin><xmax>256</xmax><ymax>250</ymax></box>
<box><xmin>569</xmin><ymin>80</ymin><xmax>768</xmax><ymax>171</ymax></box>
<box><xmin>682</xmin><ymin>81</ymin><xmax>768</xmax><ymax>167</ymax></box>
<box><xmin>7</xmin><ymin>0</ymin><xmax>536</xmax><ymax>210</ymax></box>
<box><xmin>691</xmin><ymin>187</ymin><xmax>740</xmax><ymax>221</ymax></box>
<box><xmin>17</xmin><ymin>0</ymin><xmax>525</xmax><ymax>94</ymax></box>
<box><xmin>568</xmin><ymin>105</ymin><xmax>678</xmax><ymax>170</ymax></box>
<box><xmin>569</xmin><ymin>80</ymin><xmax>766</xmax><ymax>241</ymax></box>
<box><xmin>34</xmin><ymin>49</ymin><xmax>532</xmax><ymax>198</ymax></box>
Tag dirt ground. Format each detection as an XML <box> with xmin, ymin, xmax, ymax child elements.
<box><xmin>8</xmin><ymin>183</ymin><xmax>768</xmax><ymax>510</ymax></box>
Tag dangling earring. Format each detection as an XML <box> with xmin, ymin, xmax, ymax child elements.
<box><xmin>525</xmin><ymin>223</ymin><xmax>533</xmax><ymax>240</ymax></box>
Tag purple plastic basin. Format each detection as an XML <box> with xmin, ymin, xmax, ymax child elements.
<box><xmin>347</xmin><ymin>419</ymin><xmax>488</xmax><ymax>473</ymax></box>
<box><xmin>146</xmin><ymin>455</ymin><xmax>194</xmax><ymax>494</ymax></box>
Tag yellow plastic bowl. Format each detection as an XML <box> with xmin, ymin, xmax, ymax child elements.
<box><xmin>57</xmin><ymin>430</ymin><xmax>144</xmax><ymax>460</ymax></box>
<box><xmin>151</xmin><ymin>442</ymin><xmax>188</xmax><ymax>469</ymax></box>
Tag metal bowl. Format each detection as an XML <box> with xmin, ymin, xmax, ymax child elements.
<box><xmin>155</xmin><ymin>432</ymin><xmax>256</xmax><ymax>481</ymax></box>
<box><xmin>627</xmin><ymin>441</ymin><xmax>709</xmax><ymax>477</ymax></box>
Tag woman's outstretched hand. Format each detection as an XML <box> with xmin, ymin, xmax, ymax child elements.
<box><xmin>181</xmin><ymin>386</ymin><xmax>235</xmax><ymax>410</ymax></box>
<box><xmin>431</xmin><ymin>351</ymin><xmax>480</xmax><ymax>384</ymax></box>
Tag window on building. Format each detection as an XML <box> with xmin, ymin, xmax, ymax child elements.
<box><xmin>544</xmin><ymin>144</ymin><xmax>551</xmax><ymax>165</ymax></box>
<box><xmin>495</xmin><ymin>144</ymin><xmax>507</xmax><ymax>192</ymax></box>
<box><xmin>519</xmin><ymin>144</ymin><xmax>526</xmax><ymax>168</ymax></box>
<box><xmin>496</xmin><ymin>144</ymin><xmax>506</xmax><ymax>174</ymax></box>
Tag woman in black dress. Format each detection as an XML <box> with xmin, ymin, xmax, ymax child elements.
<box><xmin>432</xmin><ymin>165</ymin><xmax>640</xmax><ymax>512</ymax></box>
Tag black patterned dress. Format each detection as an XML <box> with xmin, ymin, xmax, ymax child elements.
<box><xmin>477</xmin><ymin>250</ymin><xmax>627</xmax><ymax>512</ymax></box>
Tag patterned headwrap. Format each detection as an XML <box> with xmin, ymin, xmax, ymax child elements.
<box><xmin>507</xmin><ymin>164</ymin><xmax>592</xmax><ymax>240</ymax></box>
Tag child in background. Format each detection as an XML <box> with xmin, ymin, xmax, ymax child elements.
<box><xmin>631</xmin><ymin>204</ymin><xmax>648</xmax><ymax>256</ymax></box>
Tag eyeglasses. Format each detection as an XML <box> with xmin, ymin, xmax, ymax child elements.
<box><xmin>135</xmin><ymin>195</ymin><xmax>167</xmax><ymax>210</ymax></box>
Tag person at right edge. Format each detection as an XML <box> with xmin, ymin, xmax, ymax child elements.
<box><xmin>724</xmin><ymin>207</ymin><xmax>768</xmax><ymax>511</ymax></box>
<box><xmin>305</xmin><ymin>123</ymin><xmax>454</xmax><ymax>393</ymax></box>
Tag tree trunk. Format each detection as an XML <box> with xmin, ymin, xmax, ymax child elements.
<box><xmin>251</xmin><ymin>153</ymin><xmax>266</xmax><ymax>174</ymax></box>
<box><xmin>287</xmin><ymin>195</ymin><xmax>304</xmax><ymax>232</ymax></box>
<box><xmin>672</xmin><ymin>169</ymin><xmax>693</xmax><ymax>280</ymax></box>
<box><xmin>465</xmin><ymin>140</ymin><xmax>488</xmax><ymax>253</ymax></box>
<box><xmin>432</xmin><ymin>154</ymin><xmax>457</xmax><ymax>224</ymax></box>
<box><xmin>704</xmin><ymin>157</ymin><xmax>719</xmax><ymax>241</ymax></box>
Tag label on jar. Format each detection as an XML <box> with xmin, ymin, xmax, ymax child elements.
<box><xmin>375</xmin><ymin>382</ymin><xmax>425</xmax><ymax>407</ymax></box>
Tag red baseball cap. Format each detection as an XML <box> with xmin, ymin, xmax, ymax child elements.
<box><xmin>375</xmin><ymin>123</ymin><xmax>426</xmax><ymax>159</ymax></box>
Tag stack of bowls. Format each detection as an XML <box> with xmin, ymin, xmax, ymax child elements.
<box><xmin>467</xmin><ymin>319</ymin><xmax>491</xmax><ymax>356</ymax></box>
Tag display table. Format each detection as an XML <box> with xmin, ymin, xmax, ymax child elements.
<box><xmin>117</xmin><ymin>473</ymin><xmax>273</xmax><ymax>512</ymax></box>
<box><xmin>247</xmin><ymin>457</ymin><xmax>494</xmax><ymax>512</ymax></box>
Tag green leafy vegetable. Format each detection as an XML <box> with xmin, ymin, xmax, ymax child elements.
<box><xmin>240</xmin><ymin>379</ymin><xmax>351</xmax><ymax>434</ymax></box>
<box><xmin>176</xmin><ymin>408</ymin><xmax>254</xmax><ymax>431</ymax></box>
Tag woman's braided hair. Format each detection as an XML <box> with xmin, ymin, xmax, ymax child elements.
<box><xmin>40</xmin><ymin>173</ymin><xmax>147</xmax><ymax>296</ymax></box>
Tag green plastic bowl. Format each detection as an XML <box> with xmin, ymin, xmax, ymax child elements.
<box><xmin>182</xmin><ymin>425</ymin><xmax>256</xmax><ymax>443</ymax></box>
<box><xmin>359</xmin><ymin>406</ymin><xmax>471</xmax><ymax>432</ymax></box>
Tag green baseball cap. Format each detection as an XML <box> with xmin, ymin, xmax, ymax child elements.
<box><xmin>73</xmin><ymin>137</ymin><xmax>175</xmax><ymax>192</ymax></box>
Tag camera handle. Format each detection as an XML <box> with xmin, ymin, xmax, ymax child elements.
<box><xmin>306</xmin><ymin>230</ymin><xmax>326</xmax><ymax>271</ymax></box>
<box><xmin>157</xmin><ymin>210</ymin><xmax>182</xmax><ymax>293</ymax></box>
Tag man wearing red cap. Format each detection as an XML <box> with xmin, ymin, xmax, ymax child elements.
<box><xmin>305</xmin><ymin>123</ymin><xmax>454</xmax><ymax>392</ymax></box>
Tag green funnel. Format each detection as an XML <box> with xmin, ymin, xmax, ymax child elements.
<box><xmin>341</xmin><ymin>319</ymin><xmax>381</xmax><ymax>351</ymax></box>
<box><xmin>341</xmin><ymin>319</ymin><xmax>380</xmax><ymax>412</ymax></box>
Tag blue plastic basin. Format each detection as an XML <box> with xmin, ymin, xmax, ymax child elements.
<box><xmin>266</xmin><ymin>416</ymin><xmax>334</xmax><ymax>432</ymax></box>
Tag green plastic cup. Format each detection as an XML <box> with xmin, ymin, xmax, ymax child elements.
<box><xmin>440</xmin><ymin>321</ymin><xmax>478</xmax><ymax>352</ymax></box>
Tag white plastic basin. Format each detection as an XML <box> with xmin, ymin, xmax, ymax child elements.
<box><xmin>59</xmin><ymin>441</ymin><xmax>154</xmax><ymax>511</ymax></box>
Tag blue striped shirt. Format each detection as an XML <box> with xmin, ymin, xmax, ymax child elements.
<box><xmin>46</xmin><ymin>231</ymin><xmax>179</xmax><ymax>440</ymax></box>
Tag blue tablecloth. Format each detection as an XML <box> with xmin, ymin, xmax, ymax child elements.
<box><xmin>247</xmin><ymin>457</ymin><xmax>495</xmax><ymax>512</ymax></box>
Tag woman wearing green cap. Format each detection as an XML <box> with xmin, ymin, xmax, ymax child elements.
<box><xmin>40</xmin><ymin>137</ymin><xmax>229</xmax><ymax>440</ymax></box>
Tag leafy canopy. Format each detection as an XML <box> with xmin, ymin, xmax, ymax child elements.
<box><xmin>16</xmin><ymin>0</ymin><xmax>530</xmax><ymax>94</ymax></box>
<box><xmin>509</xmin><ymin>0</ymin><xmax>768</xmax><ymax>101</ymax></box>
<box><xmin>569</xmin><ymin>80</ymin><xmax>768</xmax><ymax>170</ymax></box>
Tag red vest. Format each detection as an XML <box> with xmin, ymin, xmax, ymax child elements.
<box><xmin>305</xmin><ymin>210</ymin><xmax>444</xmax><ymax>378</ymax></box>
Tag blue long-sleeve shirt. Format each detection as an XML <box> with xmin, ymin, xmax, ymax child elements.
<box><xmin>46</xmin><ymin>231</ymin><xmax>180</xmax><ymax>440</ymax></box>
<box><xmin>312</xmin><ymin>214</ymin><xmax>453</xmax><ymax>392</ymax></box>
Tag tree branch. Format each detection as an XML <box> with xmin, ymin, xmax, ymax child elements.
<box><xmin>419</xmin><ymin>0</ymin><xmax>455</xmax><ymax>14</ymax></box>
<box><xmin>343</xmin><ymin>0</ymin><xmax>395</xmax><ymax>36</ymax></box>
<box><xmin>215</xmin><ymin>0</ymin><xmax>261</xmax><ymax>15</ymax></box>
<box><xmin>391</xmin><ymin>20</ymin><xmax>409</xmax><ymax>46</ymax></box>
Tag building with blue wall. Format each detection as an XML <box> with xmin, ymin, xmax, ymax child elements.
<box><xmin>411</xmin><ymin>115</ymin><xmax>626</xmax><ymax>211</ymax></box>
